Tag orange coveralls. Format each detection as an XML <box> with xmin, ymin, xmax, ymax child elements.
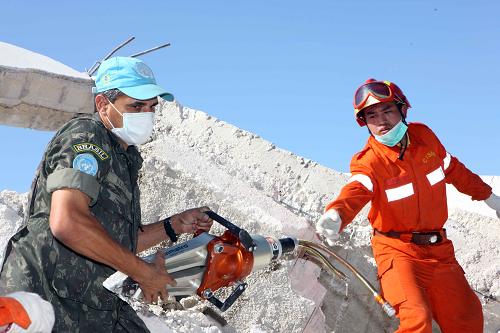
<box><xmin>326</xmin><ymin>123</ymin><xmax>492</xmax><ymax>333</ymax></box>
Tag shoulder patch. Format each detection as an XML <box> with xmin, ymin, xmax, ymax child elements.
<box><xmin>73</xmin><ymin>153</ymin><xmax>98</xmax><ymax>176</ymax></box>
<box><xmin>72</xmin><ymin>142</ymin><xmax>109</xmax><ymax>161</ymax></box>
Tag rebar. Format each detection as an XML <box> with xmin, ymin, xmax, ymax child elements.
<box><xmin>87</xmin><ymin>36</ymin><xmax>136</xmax><ymax>75</ymax></box>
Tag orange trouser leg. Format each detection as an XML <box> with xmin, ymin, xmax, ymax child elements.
<box><xmin>427</xmin><ymin>263</ymin><xmax>483</xmax><ymax>333</ymax></box>
<box><xmin>381</xmin><ymin>259</ymin><xmax>433</xmax><ymax>333</ymax></box>
<box><xmin>380</xmin><ymin>257</ymin><xmax>482</xmax><ymax>333</ymax></box>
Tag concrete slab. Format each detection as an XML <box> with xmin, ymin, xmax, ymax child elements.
<box><xmin>0</xmin><ymin>42</ymin><xmax>93</xmax><ymax>131</ymax></box>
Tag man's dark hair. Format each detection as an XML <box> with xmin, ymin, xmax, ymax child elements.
<box><xmin>93</xmin><ymin>88</ymin><xmax>124</xmax><ymax>112</ymax></box>
<box><xmin>100</xmin><ymin>88</ymin><xmax>124</xmax><ymax>103</ymax></box>
<box><xmin>395</xmin><ymin>102</ymin><xmax>407</xmax><ymax>124</ymax></box>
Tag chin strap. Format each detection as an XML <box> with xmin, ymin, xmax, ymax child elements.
<box><xmin>398</xmin><ymin>133</ymin><xmax>408</xmax><ymax>160</ymax></box>
<box><xmin>397</xmin><ymin>105</ymin><xmax>408</xmax><ymax>160</ymax></box>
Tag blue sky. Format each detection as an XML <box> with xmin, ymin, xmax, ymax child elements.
<box><xmin>1</xmin><ymin>1</ymin><xmax>499</xmax><ymax>192</ymax></box>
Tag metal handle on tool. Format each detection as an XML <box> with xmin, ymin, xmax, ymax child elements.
<box><xmin>205</xmin><ymin>281</ymin><xmax>248</xmax><ymax>312</ymax></box>
<box><xmin>205</xmin><ymin>211</ymin><xmax>256</xmax><ymax>252</ymax></box>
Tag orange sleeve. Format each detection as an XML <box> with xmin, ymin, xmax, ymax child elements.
<box><xmin>417</xmin><ymin>123</ymin><xmax>492</xmax><ymax>201</ymax></box>
<box><xmin>445</xmin><ymin>155</ymin><xmax>492</xmax><ymax>200</ymax></box>
<box><xmin>0</xmin><ymin>297</ymin><xmax>31</xmax><ymax>328</ymax></box>
<box><xmin>325</xmin><ymin>181</ymin><xmax>372</xmax><ymax>231</ymax></box>
<box><xmin>325</xmin><ymin>153</ymin><xmax>374</xmax><ymax>232</ymax></box>
<box><xmin>0</xmin><ymin>306</ymin><xmax>9</xmax><ymax>327</ymax></box>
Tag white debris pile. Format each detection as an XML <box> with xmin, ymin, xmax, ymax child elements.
<box><xmin>0</xmin><ymin>190</ymin><xmax>28</xmax><ymax>260</ymax></box>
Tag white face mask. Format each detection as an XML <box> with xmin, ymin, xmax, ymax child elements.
<box><xmin>106</xmin><ymin>100</ymin><xmax>155</xmax><ymax>146</ymax></box>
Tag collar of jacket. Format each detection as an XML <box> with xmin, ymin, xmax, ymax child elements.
<box><xmin>367</xmin><ymin>123</ymin><xmax>421</xmax><ymax>163</ymax></box>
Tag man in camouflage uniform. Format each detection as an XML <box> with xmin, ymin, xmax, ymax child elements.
<box><xmin>0</xmin><ymin>57</ymin><xmax>213</xmax><ymax>332</ymax></box>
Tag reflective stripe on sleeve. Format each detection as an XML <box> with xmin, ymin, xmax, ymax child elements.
<box><xmin>426</xmin><ymin>166</ymin><xmax>445</xmax><ymax>186</ymax></box>
<box><xmin>347</xmin><ymin>174</ymin><xmax>373</xmax><ymax>192</ymax></box>
<box><xmin>443</xmin><ymin>152</ymin><xmax>451</xmax><ymax>170</ymax></box>
<box><xmin>385</xmin><ymin>183</ymin><xmax>414</xmax><ymax>202</ymax></box>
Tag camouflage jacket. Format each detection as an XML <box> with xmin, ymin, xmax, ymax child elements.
<box><xmin>1</xmin><ymin>113</ymin><xmax>143</xmax><ymax>311</ymax></box>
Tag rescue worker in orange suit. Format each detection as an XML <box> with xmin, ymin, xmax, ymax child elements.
<box><xmin>316</xmin><ymin>79</ymin><xmax>500</xmax><ymax>333</ymax></box>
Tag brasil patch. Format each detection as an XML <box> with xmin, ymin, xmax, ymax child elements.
<box><xmin>72</xmin><ymin>142</ymin><xmax>109</xmax><ymax>161</ymax></box>
<box><xmin>73</xmin><ymin>153</ymin><xmax>98</xmax><ymax>176</ymax></box>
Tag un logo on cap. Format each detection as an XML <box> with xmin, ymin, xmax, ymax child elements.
<box><xmin>135</xmin><ymin>63</ymin><xmax>154</xmax><ymax>79</ymax></box>
<box><xmin>103</xmin><ymin>74</ymin><xmax>112</xmax><ymax>84</ymax></box>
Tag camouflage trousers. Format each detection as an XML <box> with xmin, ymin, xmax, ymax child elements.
<box><xmin>48</xmin><ymin>296</ymin><xmax>150</xmax><ymax>333</ymax></box>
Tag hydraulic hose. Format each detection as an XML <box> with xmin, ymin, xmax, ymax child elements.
<box><xmin>298</xmin><ymin>240</ymin><xmax>396</xmax><ymax>318</ymax></box>
<box><xmin>301</xmin><ymin>247</ymin><xmax>347</xmax><ymax>282</ymax></box>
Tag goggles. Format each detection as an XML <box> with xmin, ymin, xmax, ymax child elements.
<box><xmin>354</xmin><ymin>81</ymin><xmax>395</xmax><ymax>111</ymax></box>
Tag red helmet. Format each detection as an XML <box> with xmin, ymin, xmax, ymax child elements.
<box><xmin>353</xmin><ymin>79</ymin><xmax>411</xmax><ymax>126</ymax></box>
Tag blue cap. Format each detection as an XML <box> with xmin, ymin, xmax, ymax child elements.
<box><xmin>93</xmin><ymin>57</ymin><xmax>174</xmax><ymax>102</ymax></box>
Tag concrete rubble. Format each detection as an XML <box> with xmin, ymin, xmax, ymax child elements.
<box><xmin>0</xmin><ymin>42</ymin><xmax>93</xmax><ymax>131</ymax></box>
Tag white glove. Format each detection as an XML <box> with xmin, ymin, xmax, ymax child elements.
<box><xmin>7</xmin><ymin>292</ymin><xmax>55</xmax><ymax>333</ymax></box>
<box><xmin>485</xmin><ymin>193</ymin><xmax>500</xmax><ymax>219</ymax></box>
<box><xmin>316</xmin><ymin>209</ymin><xmax>342</xmax><ymax>245</ymax></box>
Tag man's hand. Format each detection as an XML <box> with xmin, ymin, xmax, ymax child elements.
<box><xmin>134</xmin><ymin>251</ymin><xmax>176</xmax><ymax>304</ymax></box>
<box><xmin>316</xmin><ymin>209</ymin><xmax>342</xmax><ymax>245</ymax></box>
<box><xmin>138</xmin><ymin>207</ymin><xmax>213</xmax><ymax>252</ymax></box>
<box><xmin>485</xmin><ymin>193</ymin><xmax>500</xmax><ymax>219</ymax></box>
<box><xmin>170</xmin><ymin>207</ymin><xmax>213</xmax><ymax>234</ymax></box>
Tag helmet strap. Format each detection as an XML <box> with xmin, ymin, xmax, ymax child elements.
<box><xmin>398</xmin><ymin>133</ymin><xmax>408</xmax><ymax>160</ymax></box>
<box><xmin>397</xmin><ymin>103</ymin><xmax>409</xmax><ymax>159</ymax></box>
<box><xmin>396</xmin><ymin>103</ymin><xmax>408</xmax><ymax>125</ymax></box>
<box><xmin>365</xmin><ymin>117</ymin><xmax>372</xmax><ymax>135</ymax></box>
<box><xmin>357</xmin><ymin>111</ymin><xmax>368</xmax><ymax>127</ymax></box>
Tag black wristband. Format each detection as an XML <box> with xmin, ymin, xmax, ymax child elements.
<box><xmin>163</xmin><ymin>217</ymin><xmax>178</xmax><ymax>243</ymax></box>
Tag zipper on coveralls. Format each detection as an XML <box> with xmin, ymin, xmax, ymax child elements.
<box><xmin>405</xmin><ymin>150</ymin><xmax>421</xmax><ymax>229</ymax></box>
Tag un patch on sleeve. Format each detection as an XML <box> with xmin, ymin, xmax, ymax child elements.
<box><xmin>73</xmin><ymin>153</ymin><xmax>99</xmax><ymax>176</ymax></box>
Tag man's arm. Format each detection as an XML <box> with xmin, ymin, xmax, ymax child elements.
<box><xmin>325</xmin><ymin>178</ymin><xmax>373</xmax><ymax>231</ymax></box>
<box><xmin>444</xmin><ymin>153</ymin><xmax>492</xmax><ymax>200</ymax></box>
<box><xmin>422</xmin><ymin>125</ymin><xmax>492</xmax><ymax>201</ymax></box>
<box><xmin>49</xmin><ymin>188</ymin><xmax>175</xmax><ymax>303</ymax></box>
<box><xmin>136</xmin><ymin>207</ymin><xmax>213</xmax><ymax>253</ymax></box>
<box><xmin>317</xmin><ymin>172</ymin><xmax>374</xmax><ymax>244</ymax></box>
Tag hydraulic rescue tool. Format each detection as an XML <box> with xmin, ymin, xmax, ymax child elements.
<box><xmin>103</xmin><ymin>211</ymin><xmax>395</xmax><ymax>317</ymax></box>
